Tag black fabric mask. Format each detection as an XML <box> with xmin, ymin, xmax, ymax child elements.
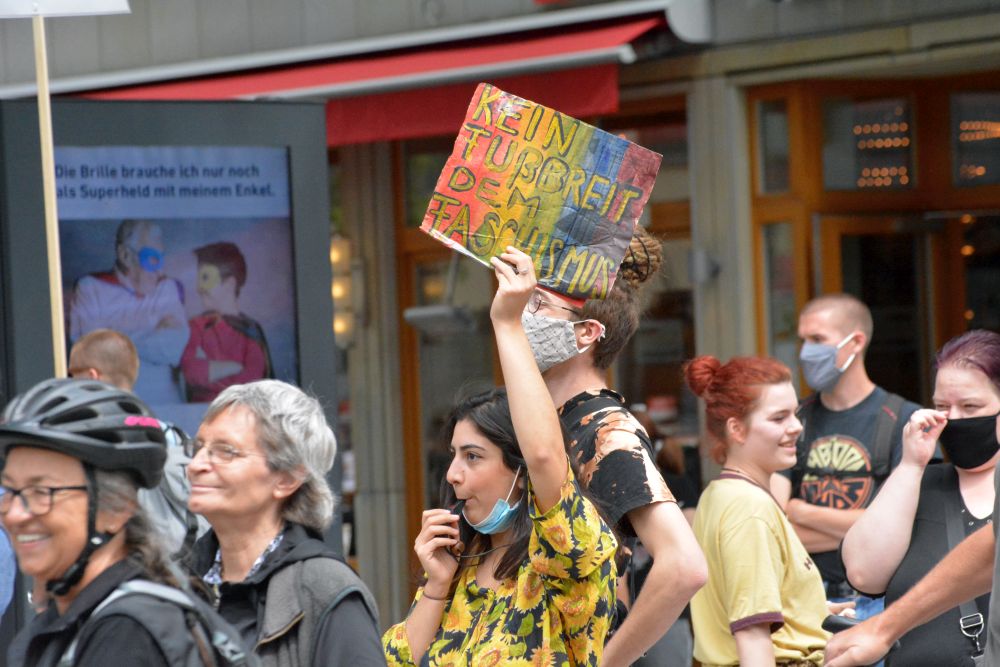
<box><xmin>939</xmin><ymin>412</ymin><xmax>1000</xmax><ymax>470</ymax></box>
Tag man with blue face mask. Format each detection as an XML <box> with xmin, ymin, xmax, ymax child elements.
<box><xmin>69</xmin><ymin>219</ymin><xmax>189</xmax><ymax>404</ymax></box>
<box><xmin>772</xmin><ymin>294</ymin><xmax>920</xmax><ymax>625</ymax></box>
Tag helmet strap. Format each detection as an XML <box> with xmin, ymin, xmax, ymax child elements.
<box><xmin>46</xmin><ymin>466</ymin><xmax>114</xmax><ymax>597</ymax></box>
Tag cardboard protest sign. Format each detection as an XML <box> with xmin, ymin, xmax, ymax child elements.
<box><xmin>421</xmin><ymin>83</ymin><xmax>661</xmax><ymax>300</ymax></box>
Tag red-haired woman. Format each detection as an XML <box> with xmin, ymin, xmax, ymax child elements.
<box><xmin>685</xmin><ymin>355</ymin><xmax>829</xmax><ymax>666</ymax></box>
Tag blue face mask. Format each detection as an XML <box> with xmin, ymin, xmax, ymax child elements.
<box><xmin>135</xmin><ymin>246</ymin><xmax>164</xmax><ymax>273</ymax></box>
<box><xmin>799</xmin><ymin>333</ymin><xmax>857</xmax><ymax>392</ymax></box>
<box><xmin>463</xmin><ymin>466</ymin><xmax>522</xmax><ymax>535</ymax></box>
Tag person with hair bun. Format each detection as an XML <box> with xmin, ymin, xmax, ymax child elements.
<box><xmin>685</xmin><ymin>355</ymin><xmax>829</xmax><ymax>666</ymax></box>
<box><xmin>520</xmin><ymin>226</ymin><xmax>707</xmax><ymax>667</ymax></box>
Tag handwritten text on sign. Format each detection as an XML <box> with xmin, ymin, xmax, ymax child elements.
<box><xmin>421</xmin><ymin>83</ymin><xmax>661</xmax><ymax>300</ymax></box>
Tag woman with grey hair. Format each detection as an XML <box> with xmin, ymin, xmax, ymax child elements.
<box><xmin>186</xmin><ymin>379</ymin><xmax>383</xmax><ymax>666</ymax></box>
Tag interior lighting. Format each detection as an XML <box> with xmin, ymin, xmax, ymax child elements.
<box><xmin>330</xmin><ymin>234</ymin><xmax>355</xmax><ymax>349</ymax></box>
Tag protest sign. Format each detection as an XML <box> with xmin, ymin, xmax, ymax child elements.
<box><xmin>421</xmin><ymin>83</ymin><xmax>662</xmax><ymax>300</ymax></box>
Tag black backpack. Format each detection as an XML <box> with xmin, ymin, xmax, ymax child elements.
<box><xmin>59</xmin><ymin>579</ymin><xmax>258</xmax><ymax>667</ymax></box>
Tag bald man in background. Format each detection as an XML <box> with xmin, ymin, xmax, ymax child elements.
<box><xmin>69</xmin><ymin>329</ymin><xmax>206</xmax><ymax>553</ymax></box>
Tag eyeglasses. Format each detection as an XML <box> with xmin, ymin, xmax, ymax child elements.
<box><xmin>526</xmin><ymin>292</ymin><xmax>582</xmax><ymax>317</ymax></box>
<box><xmin>184</xmin><ymin>440</ymin><xmax>267</xmax><ymax>465</ymax></box>
<box><xmin>0</xmin><ymin>485</ymin><xmax>88</xmax><ymax>516</ymax></box>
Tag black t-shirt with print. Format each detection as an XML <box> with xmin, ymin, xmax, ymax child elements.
<box><xmin>783</xmin><ymin>385</ymin><xmax>919</xmax><ymax>585</ymax></box>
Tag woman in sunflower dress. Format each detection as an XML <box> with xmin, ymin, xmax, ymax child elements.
<box><xmin>383</xmin><ymin>247</ymin><xmax>618</xmax><ymax>667</ymax></box>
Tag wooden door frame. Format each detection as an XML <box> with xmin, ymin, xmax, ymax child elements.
<box><xmin>812</xmin><ymin>212</ymin><xmax>962</xmax><ymax>372</ymax></box>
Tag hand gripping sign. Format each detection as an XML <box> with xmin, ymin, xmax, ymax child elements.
<box><xmin>421</xmin><ymin>83</ymin><xmax>662</xmax><ymax>301</ymax></box>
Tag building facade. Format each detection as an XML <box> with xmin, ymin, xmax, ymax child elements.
<box><xmin>2</xmin><ymin>0</ymin><xmax>1000</xmax><ymax>624</ymax></box>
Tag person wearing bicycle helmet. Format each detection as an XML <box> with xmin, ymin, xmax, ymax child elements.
<box><xmin>0</xmin><ymin>378</ymin><xmax>240</xmax><ymax>666</ymax></box>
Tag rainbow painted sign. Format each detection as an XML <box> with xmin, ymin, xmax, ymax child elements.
<box><xmin>421</xmin><ymin>83</ymin><xmax>662</xmax><ymax>300</ymax></box>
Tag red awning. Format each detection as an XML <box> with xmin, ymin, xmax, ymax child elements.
<box><xmin>85</xmin><ymin>16</ymin><xmax>663</xmax><ymax>146</ymax></box>
<box><xmin>324</xmin><ymin>65</ymin><xmax>619</xmax><ymax>145</ymax></box>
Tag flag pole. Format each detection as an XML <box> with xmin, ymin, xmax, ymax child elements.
<box><xmin>32</xmin><ymin>14</ymin><xmax>67</xmax><ymax>377</ymax></box>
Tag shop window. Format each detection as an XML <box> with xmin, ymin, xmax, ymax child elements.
<box><xmin>952</xmin><ymin>92</ymin><xmax>1000</xmax><ymax>187</ymax></box>
<box><xmin>822</xmin><ymin>97</ymin><xmax>914</xmax><ymax>191</ymax></box>
<box><xmin>760</xmin><ymin>222</ymin><xmax>799</xmax><ymax>381</ymax></box>
<box><xmin>403</xmin><ymin>138</ymin><xmax>452</xmax><ymax>228</ymax></box>
<box><xmin>409</xmin><ymin>257</ymin><xmax>495</xmax><ymax>507</ymax></box>
<box><xmin>612</xmin><ymin>118</ymin><xmax>699</xmax><ymax>490</ymax></box>
<box><xmin>757</xmin><ymin>100</ymin><xmax>790</xmax><ymax>194</ymax></box>
<box><xmin>960</xmin><ymin>214</ymin><xmax>1000</xmax><ymax>331</ymax></box>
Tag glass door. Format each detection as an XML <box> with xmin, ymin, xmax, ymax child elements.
<box><xmin>815</xmin><ymin>215</ymin><xmax>939</xmax><ymax>404</ymax></box>
<box><xmin>815</xmin><ymin>212</ymin><xmax>1000</xmax><ymax>405</ymax></box>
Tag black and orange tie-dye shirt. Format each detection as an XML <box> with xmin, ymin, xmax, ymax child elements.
<box><xmin>558</xmin><ymin>389</ymin><xmax>675</xmax><ymax>538</ymax></box>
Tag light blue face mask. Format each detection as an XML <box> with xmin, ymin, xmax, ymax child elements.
<box><xmin>799</xmin><ymin>332</ymin><xmax>857</xmax><ymax>392</ymax></box>
<box><xmin>463</xmin><ymin>466</ymin><xmax>522</xmax><ymax>535</ymax></box>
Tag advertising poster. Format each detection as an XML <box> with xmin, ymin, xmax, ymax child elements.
<box><xmin>421</xmin><ymin>83</ymin><xmax>662</xmax><ymax>300</ymax></box>
<box><xmin>56</xmin><ymin>145</ymin><xmax>297</xmax><ymax>435</ymax></box>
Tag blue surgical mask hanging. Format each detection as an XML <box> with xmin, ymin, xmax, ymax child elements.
<box><xmin>463</xmin><ymin>466</ymin><xmax>522</xmax><ymax>535</ymax></box>
<box><xmin>799</xmin><ymin>332</ymin><xmax>857</xmax><ymax>392</ymax></box>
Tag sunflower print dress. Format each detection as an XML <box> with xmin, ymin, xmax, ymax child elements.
<box><xmin>383</xmin><ymin>469</ymin><xmax>618</xmax><ymax>667</ymax></box>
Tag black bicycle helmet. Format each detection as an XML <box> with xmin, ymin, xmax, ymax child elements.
<box><xmin>0</xmin><ymin>378</ymin><xmax>170</xmax><ymax>596</ymax></box>
<box><xmin>0</xmin><ymin>378</ymin><xmax>167</xmax><ymax>488</ymax></box>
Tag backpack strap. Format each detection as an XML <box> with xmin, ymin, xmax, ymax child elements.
<box><xmin>60</xmin><ymin>580</ymin><xmax>252</xmax><ymax>667</ymax></box>
<box><xmin>941</xmin><ymin>468</ymin><xmax>986</xmax><ymax>658</ymax></box>
<box><xmin>791</xmin><ymin>395</ymin><xmax>821</xmax><ymax>496</ymax></box>
<box><xmin>260</xmin><ymin>556</ymin><xmax>378</xmax><ymax>664</ymax></box>
<box><xmin>870</xmin><ymin>392</ymin><xmax>905</xmax><ymax>482</ymax></box>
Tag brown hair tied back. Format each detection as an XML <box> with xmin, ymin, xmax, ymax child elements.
<box><xmin>580</xmin><ymin>225</ymin><xmax>663</xmax><ymax>369</ymax></box>
<box><xmin>618</xmin><ymin>225</ymin><xmax>662</xmax><ymax>290</ymax></box>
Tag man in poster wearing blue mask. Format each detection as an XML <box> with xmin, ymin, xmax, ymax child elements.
<box><xmin>69</xmin><ymin>219</ymin><xmax>189</xmax><ymax>405</ymax></box>
<box><xmin>772</xmin><ymin>293</ymin><xmax>920</xmax><ymax>621</ymax></box>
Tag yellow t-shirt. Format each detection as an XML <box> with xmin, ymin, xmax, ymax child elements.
<box><xmin>692</xmin><ymin>476</ymin><xmax>829</xmax><ymax>666</ymax></box>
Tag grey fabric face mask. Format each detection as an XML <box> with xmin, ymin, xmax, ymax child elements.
<box><xmin>521</xmin><ymin>311</ymin><xmax>604</xmax><ymax>373</ymax></box>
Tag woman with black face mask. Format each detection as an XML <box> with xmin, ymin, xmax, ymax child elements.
<box><xmin>841</xmin><ymin>329</ymin><xmax>1000</xmax><ymax>666</ymax></box>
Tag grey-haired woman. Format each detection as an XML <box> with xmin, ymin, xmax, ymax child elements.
<box><xmin>186</xmin><ymin>380</ymin><xmax>384</xmax><ymax>666</ymax></box>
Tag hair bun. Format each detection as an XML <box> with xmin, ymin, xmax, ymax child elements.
<box><xmin>618</xmin><ymin>225</ymin><xmax>663</xmax><ymax>290</ymax></box>
<box><xmin>684</xmin><ymin>356</ymin><xmax>722</xmax><ymax>397</ymax></box>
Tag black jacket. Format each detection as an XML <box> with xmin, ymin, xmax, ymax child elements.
<box><xmin>8</xmin><ymin>560</ymin><xmax>169</xmax><ymax>667</ymax></box>
<box><xmin>192</xmin><ymin>522</ymin><xmax>384</xmax><ymax>667</ymax></box>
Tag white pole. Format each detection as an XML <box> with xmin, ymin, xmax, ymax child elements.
<box><xmin>32</xmin><ymin>14</ymin><xmax>67</xmax><ymax>377</ymax></box>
